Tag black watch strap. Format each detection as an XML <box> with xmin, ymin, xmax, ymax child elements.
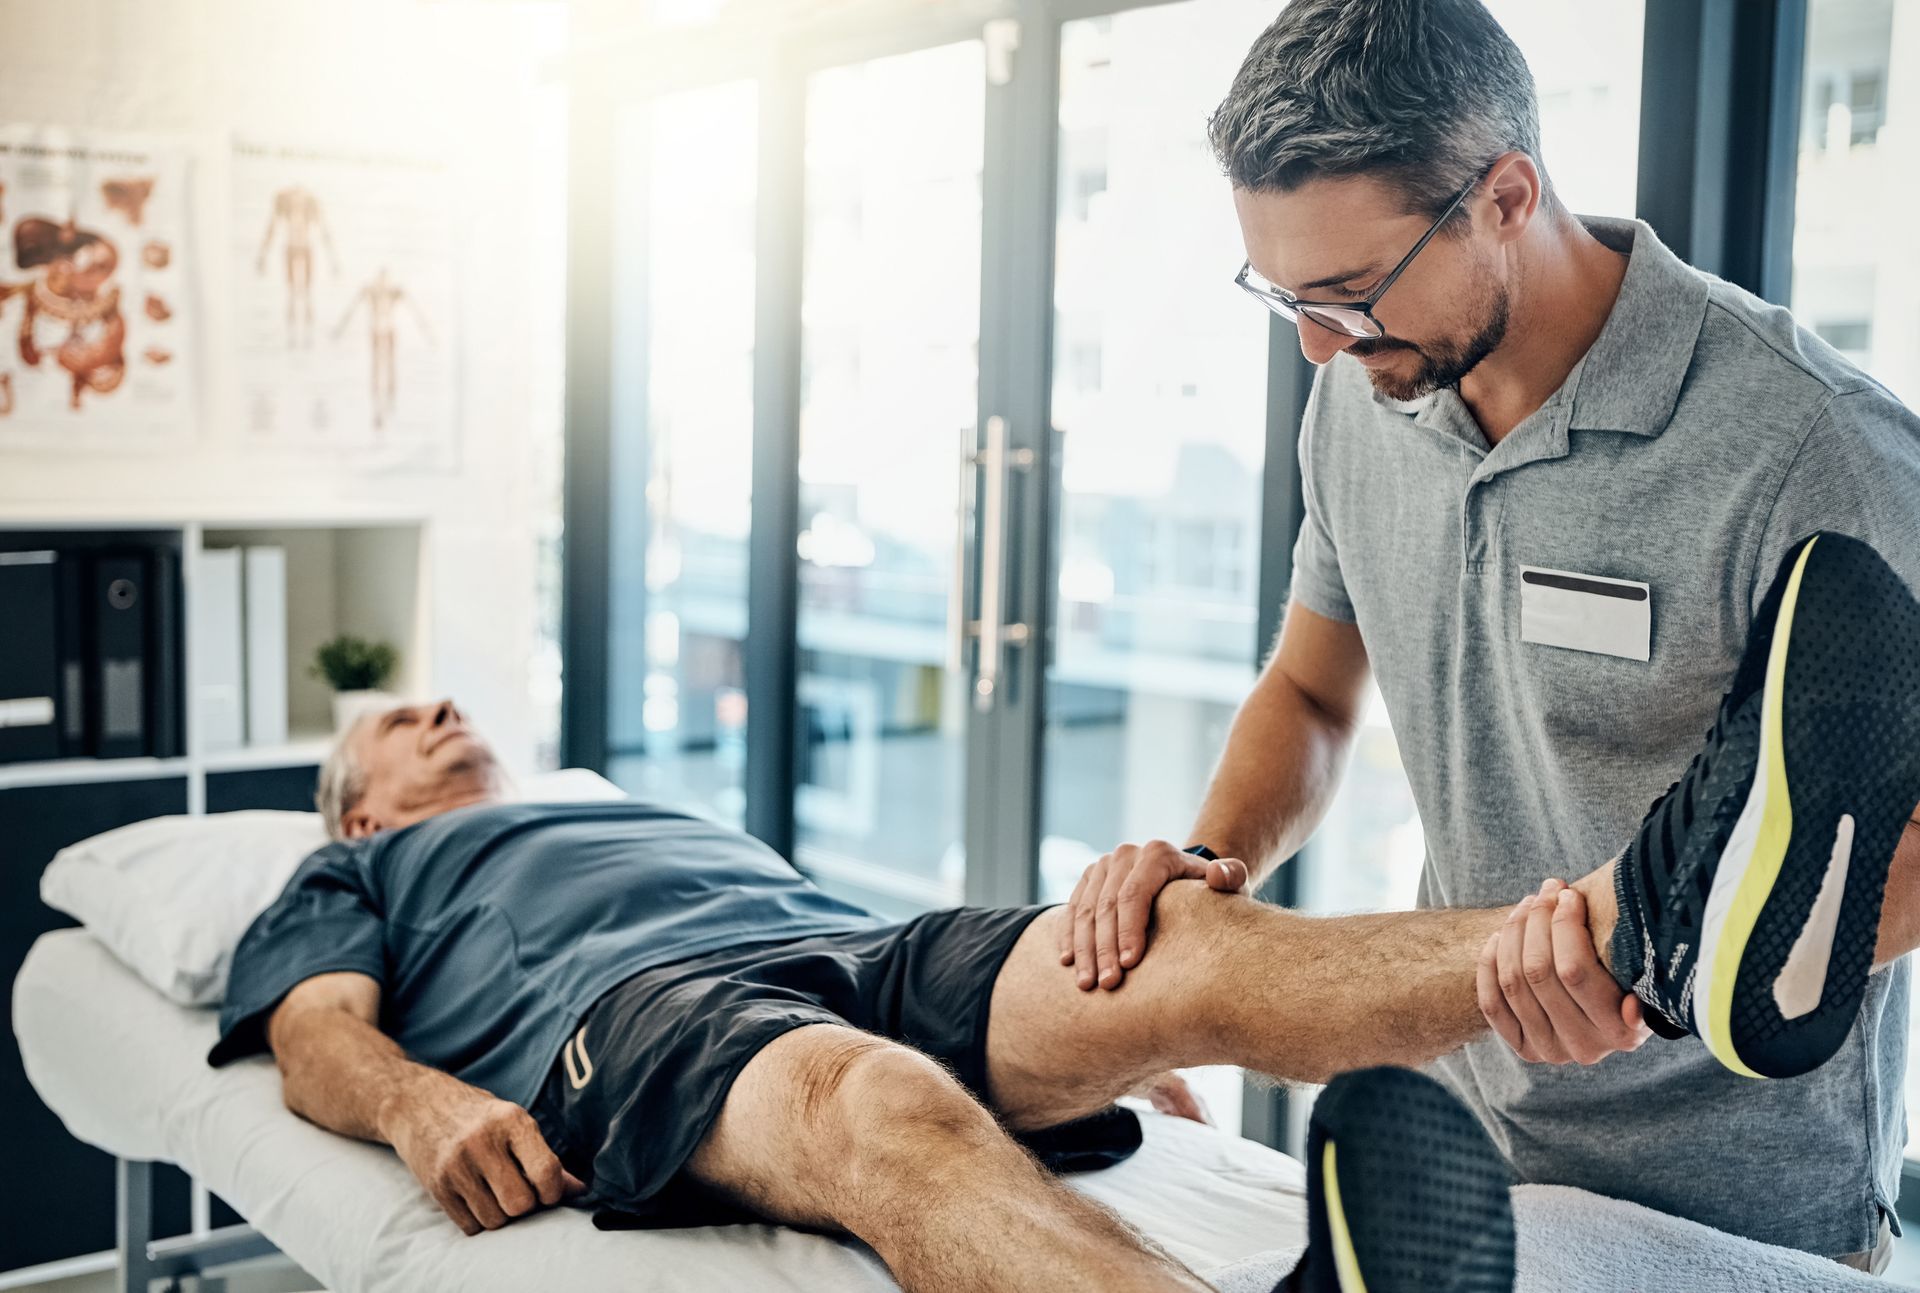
<box><xmin>1183</xmin><ymin>844</ymin><xmax>1218</xmax><ymax>861</ymax></box>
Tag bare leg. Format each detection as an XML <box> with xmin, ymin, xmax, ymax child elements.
<box><xmin>990</xmin><ymin>821</ymin><xmax>1914</xmax><ymax>1134</ymax></box>
<box><xmin>986</xmin><ymin>880</ymin><xmax>1525</xmax><ymax>1129</ymax></box>
<box><xmin>684</xmin><ymin>1023</ymin><xmax>1210</xmax><ymax>1293</ymax></box>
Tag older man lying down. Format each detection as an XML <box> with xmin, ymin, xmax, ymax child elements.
<box><xmin>212</xmin><ymin>534</ymin><xmax>1920</xmax><ymax>1293</ymax></box>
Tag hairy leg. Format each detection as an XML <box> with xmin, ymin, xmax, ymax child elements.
<box><xmin>684</xmin><ymin>1023</ymin><xmax>1210</xmax><ymax>1293</ymax></box>
<box><xmin>986</xmin><ymin>880</ymin><xmax>1535</xmax><ymax>1130</ymax></box>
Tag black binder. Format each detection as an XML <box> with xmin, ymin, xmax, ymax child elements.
<box><xmin>91</xmin><ymin>553</ymin><xmax>149</xmax><ymax>759</ymax></box>
<box><xmin>0</xmin><ymin>550</ymin><xmax>61</xmax><ymax>764</ymax></box>
<box><xmin>54</xmin><ymin>550</ymin><xmax>90</xmax><ymax>757</ymax></box>
<box><xmin>148</xmin><ymin>548</ymin><xmax>183</xmax><ymax>758</ymax></box>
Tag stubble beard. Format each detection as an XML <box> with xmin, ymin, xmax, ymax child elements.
<box><xmin>1352</xmin><ymin>282</ymin><xmax>1511</xmax><ymax>404</ymax></box>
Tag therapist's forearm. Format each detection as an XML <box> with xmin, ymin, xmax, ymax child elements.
<box><xmin>271</xmin><ymin>1005</ymin><xmax>446</xmax><ymax>1146</ymax></box>
<box><xmin>1872</xmin><ymin>815</ymin><xmax>1920</xmax><ymax>970</ymax></box>
<box><xmin>1187</xmin><ymin>664</ymin><xmax>1357</xmax><ymax>887</ymax></box>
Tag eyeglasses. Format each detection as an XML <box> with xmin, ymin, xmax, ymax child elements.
<box><xmin>1234</xmin><ymin>166</ymin><xmax>1490</xmax><ymax>339</ymax></box>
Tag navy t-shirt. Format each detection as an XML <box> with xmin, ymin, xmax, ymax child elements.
<box><xmin>207</xmin><ymin>800</ymin><xmax>880</xmax><ymax>1105</ymax></box>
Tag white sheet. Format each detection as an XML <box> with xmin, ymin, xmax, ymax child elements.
<box><xmin>13</xmin><ymin>928</ymin><xmax>1308</xmax><ymax>1292</ymax></box>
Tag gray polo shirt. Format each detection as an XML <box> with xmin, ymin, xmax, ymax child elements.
<box><xmin>1291</xmin><ymin>214</ymin><xmax>1920</xmax><ymax>1256</ymax></box>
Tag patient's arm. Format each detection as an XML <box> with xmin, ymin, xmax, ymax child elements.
<box><xmin>268</xmin><ymin>972</ymin><xmax>583</xmax><ymax>1235</ymax></box>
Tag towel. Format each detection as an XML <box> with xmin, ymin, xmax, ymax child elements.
<box><xmin>1509</xmin><ymin>1185</ymin><xmax>1909</xmax><ymax>1293</ymax></box>
<box><xmin>1198</xmin><ymin>1184</ymin><xmax>1914</xmax><ymax>1293</ymax></box>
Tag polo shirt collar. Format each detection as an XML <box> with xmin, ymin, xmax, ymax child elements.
<box><xmin>1368</xmin><ymin>214</ymin><xmax>1710</xmax><ymax>442</ymax></box>
<box><xmin>1564</xmin><ymin>215</ymin><xmax>1710</xmax><ymax>437</ymax></box>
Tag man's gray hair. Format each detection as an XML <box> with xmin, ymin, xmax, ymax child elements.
<box><xmin>1208</xmin><ymin>0</ymin><xmax>1555</xmax><ymax>221</ymax></box>
<box><xmin>315</xmin><ymin>715</ymin><xmax>373</xmax><ymax>842</ymax></box>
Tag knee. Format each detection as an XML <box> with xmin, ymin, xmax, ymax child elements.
<box><xmin>805</xmin><ymin>1041</ymin><xmax>999</xmax><ymax>1173</ymax></box>
<box><xmin>836</xmin><ymin>1045</ymin><xmax>994</xmax><ymax>1140</ymax></box>
<box><xmin>1149</xmin><ymin>877</ymin><xmax>1253</xmax><ymax>946</ymax></box>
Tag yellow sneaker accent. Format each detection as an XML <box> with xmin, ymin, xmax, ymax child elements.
<box><xmin>1323</xmin><ymin>1140</ymin><xmax>1370</xmax><ymax>1293</ymax></box>
<box><xmin>1704</xmin><ymin>537</ymin><xmax>1816</xmax><ymax>1078</ymax></box>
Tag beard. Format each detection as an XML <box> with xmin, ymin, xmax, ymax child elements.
<box><xmin>1348</xmin><ymin>279</ymin><xmax>1511</xmax><ymax>404</ymax></box>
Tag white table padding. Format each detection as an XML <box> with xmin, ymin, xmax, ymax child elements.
<box><xmin>13</xmin><ymin>928</ymin><xmax>1307</xmax><ymax>1291</ymax></box>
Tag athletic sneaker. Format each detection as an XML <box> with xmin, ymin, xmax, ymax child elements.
<box><xmin>1282</xmin><ymin>1066</ymin><xmax>1515</xmax><ymax>1293</ymax></box>
<box><xmin>1609</xmin><ymin>531</ymin><xmax>1920</xmax><ymax>1079</ymax></box>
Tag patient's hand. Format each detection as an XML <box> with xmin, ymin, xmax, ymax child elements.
<box><xmin>383</xmin><ymin>1069</ymin><xmax>586</xmax><ymax>1235</ymax></box>
<box><xmin>1476</xmin><ymin>877</ymin><xmax>1650</xmax><ymax>1066</ymax></box>
<box><xmin>1126</xmin><ymin>1071</ymin><xmax>1213</xmax><ymax>1126</ymax></box>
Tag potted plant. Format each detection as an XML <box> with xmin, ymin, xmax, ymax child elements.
<box><xmin>311</xmin><ymin>635</ymin><xmax>400</xmax><ymax>732</ymax></box>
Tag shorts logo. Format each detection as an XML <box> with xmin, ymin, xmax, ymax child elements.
<box><xmin>564</xmin><ymin>1026</ymin><xmax>594</xmax><ymax>1091</ymax></box>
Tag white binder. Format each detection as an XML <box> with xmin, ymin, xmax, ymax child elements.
<box><xmin>191</xmin><ymin>549</ymin><xmax>245</xmax><ymax>754</ymax></box>
<box><xmin>243</xmin><ymin>547</ymin><xmax>289</xmax><ymax>746</ymax></box>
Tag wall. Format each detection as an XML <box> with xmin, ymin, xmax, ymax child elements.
<box><xmin>0</xmin><ymin>0</ymin><xmax>567</xmax><ymax>773</ymax></box>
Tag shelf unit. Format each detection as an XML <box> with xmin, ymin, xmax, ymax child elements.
<box><xmin>0</xmin><ymin>509</ymin><xmax>429</xmax><ymax>1278</ymax></box>
<box><xmin>0</xmin><ymin>512</ymin><xmax>429</xmax><ymax>809</ymax></box>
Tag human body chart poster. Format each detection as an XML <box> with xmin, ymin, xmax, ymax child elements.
<box><xmin>0</xmin><ymin>128</ymin><xmax>195</xmax><ymax>447</ymax></box>
<box><xmin>232</xmin><ymin>139</ymin><xmax>456</xmax><ymax>468</ymax></box>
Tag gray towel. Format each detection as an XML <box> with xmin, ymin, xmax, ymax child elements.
<box><xmin>1199</xmin><ymin>1184</ymin><xmax>1912</xmax><ymax>1293</ymax></box>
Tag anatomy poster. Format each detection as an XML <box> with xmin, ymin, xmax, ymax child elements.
<box><xmin>232</xmin><ymin>139</ymin><xmax>456</xmax><ymax>468</ymax></box>
<box><xmin>0</xmin><ymin>129</ymin><xmax>195</xmax><ymax>446</ymax></box>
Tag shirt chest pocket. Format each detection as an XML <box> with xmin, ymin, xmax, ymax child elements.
<box><xmin>1510</xmin><ymin>589</ymin><xmax>1734</xmax><ymax>780</ymax></box>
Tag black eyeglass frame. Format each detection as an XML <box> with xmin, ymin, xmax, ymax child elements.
<box><xmin>1233</xmin><ymin>164</ymin><xmax>1494</xmax><ymax>339</ymax></box>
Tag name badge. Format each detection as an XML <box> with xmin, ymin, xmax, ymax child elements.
<box><xmin>1519</xmin><ymin>566</ymin><xmax>1651</xmax><ymax>662</ymax></box>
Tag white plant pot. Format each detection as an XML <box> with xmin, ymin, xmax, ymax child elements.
<box><xmin>332</xmin><ymin>689</ymin><xmax>399</xmax><ymax>734</ymax></box>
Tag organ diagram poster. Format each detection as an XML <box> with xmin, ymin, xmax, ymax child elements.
<box><xmin>232</xmin><ymin>138</ymin><xmax>456</xmax><ymax>469</ymax></box>
<box><xmin>0</xmin><ymin>129</ymin><xmax>195</xmax><ymax>447</ymax></box>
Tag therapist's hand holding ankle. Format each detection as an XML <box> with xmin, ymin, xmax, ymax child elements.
<box><xmin>1477</xmin><ymin>875</ymin><xmax>1650</xmax><ymax>1066</ymax></box>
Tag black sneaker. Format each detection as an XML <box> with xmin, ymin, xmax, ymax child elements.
<box><xmin>1609</xmin><ymin>531</ymin><xmax>1920</xmax><ymax>1079</ymax></box>
<box><xmin>1282</xmin><ymin>1067</ymin><xmax>1514</xmax><ymax>1293</ymax></box>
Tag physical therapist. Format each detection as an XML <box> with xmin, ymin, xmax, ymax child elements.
<box><xmin>1059</xmin><ymin>0</ymin><xmax>1920</xmax><ymax>1271</ymax></box>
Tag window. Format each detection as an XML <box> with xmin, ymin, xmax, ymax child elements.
<box><xmin>1041</xmin><ymin>0</ymin><xmax>1278</xmax><ymax>901</ymax></box>
<box><xmin>792</xmin><ymin>41</ymin><xmax>985</xmax><ymax>918</ymax></box>
<box><xmin>1794</xmin><ymin>1</ymin><xmax>1909</xmax><ymax>401</ymax></box>
<box><xmin>1793</xmin><ymin>0</ymin><xmax>1920</xmax><ymax>1158</ymax></box>
<box><xmin>601</xmin><ymin>81</ymin><xmax>758</xmax><ymax>825</ymax></box>
<box><xmin>1040</xmin><ymin>0</ymin><xmax>1289</xmax><ymax>1135</ymax></box>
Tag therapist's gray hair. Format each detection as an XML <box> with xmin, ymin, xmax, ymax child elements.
<box><xmin>315</xmin><ymin>715</ymin><xmax>373</xmax><ymax>842</ymax></box>
<box><xmin>1207</xmin><ymin>0</ymin><xmax>1556</xmax><ymax>222</ymax></box>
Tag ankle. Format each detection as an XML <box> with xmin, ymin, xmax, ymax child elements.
<box><xmin>1573</xmin><ymin>861</ymin><xmax>1620</xmax><ymax>973</ymax></box>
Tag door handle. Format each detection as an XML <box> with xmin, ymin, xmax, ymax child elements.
<box><xmin>971</xmin><ymin>414</ymin><xmax>1032</xmax><ymax>713</ymax></box>
<box><xmin>948</xmin><ymin>425</ymin><xmax>977</xmax><ymax>678</ymax></box>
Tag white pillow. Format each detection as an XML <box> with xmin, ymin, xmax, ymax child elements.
<box><xmin>38</xmin><ymin>769</ymin><xmax>628</xmax><ymax>1006</ymax></box>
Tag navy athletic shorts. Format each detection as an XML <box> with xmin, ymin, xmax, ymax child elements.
<box><xmin>525</xmin><ymin>903</ymin><xmax>1143</xmax><ymax>1229</ymax></box>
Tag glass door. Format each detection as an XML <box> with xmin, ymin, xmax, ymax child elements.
<box><xmin>792</xmin><ymin>40</ymin><xmax>987</xmax><ymax>917</ymax></box>
<box><xmin>1789</xmin><ymin>0</ymin><xmax>1918</xmax><ymax>1158</ymax></box>
<box><xmin>1040</xmin><ymin>0</ymin><xmax>1279</xmax><ymax>899</ymax></box>
<box><xmin>602</xmin><ymin>82</ymin><xmax>758</xmax><ymax>826</ymax></box>
<box><xmin>1040</xmin><ymin>0</ymin><xmax>1289</xmax><ymax>1136</ymax></box>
